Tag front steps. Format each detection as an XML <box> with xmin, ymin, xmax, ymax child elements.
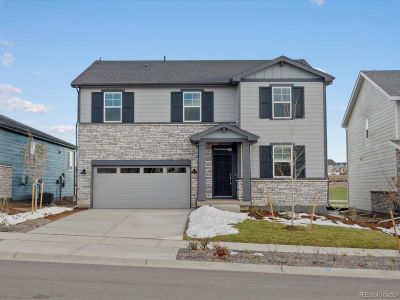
<box><xmin>197</xmin><ymin>199</ymin><xmax>250</xmax><ymax>212</ymax></box>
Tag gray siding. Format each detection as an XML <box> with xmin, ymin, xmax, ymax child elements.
<box><xmin>246</xmin><ymin>64</ymin><xmax>320</xmax><ymax>79</ymax></box>
<box><xmin>347</xmin><ymin>79</ymin><xmax>397</xmax><ymax>211</ymax></box>
<box><xmin>79</xmin><ymin>87</ymin><xmax>239</xmax><ymax>124</ymax></box>
<box><xmin>239</xmin><ymin>81</ymin><xmax>325</xmax><ymax>178</ymax></box>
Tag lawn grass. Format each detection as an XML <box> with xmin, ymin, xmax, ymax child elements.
<box><xmin>208</xmin><ymin>220</ymin><xmax>397</xmax><ymax>250</ymax></box>
<box><xmin>329</xmin><ymin>187</ymin><xmax>348</xmax><ymax>200</ymax></box>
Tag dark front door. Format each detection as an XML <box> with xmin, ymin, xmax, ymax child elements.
<box><xmin>213</xmin><ymin>147</ymin><xmax>233</xmax><ymax>197</ymax></box>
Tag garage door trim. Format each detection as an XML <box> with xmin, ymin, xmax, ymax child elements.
<box><xmin>92</xmin><ymin>160</ymin><xmax>191</xmax><ymax>166</ymax></box>
<box><xmin>90</xmin><ymin>160</ymin><xmax>192</xmax><ymax>209</ymax></box>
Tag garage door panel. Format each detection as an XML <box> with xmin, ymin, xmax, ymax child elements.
<box><xmin>93</xmin><ymin>166</ymin><xmax>190</xmax><ymax>208</ymax></box>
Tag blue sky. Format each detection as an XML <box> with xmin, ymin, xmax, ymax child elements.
<box><xmin>1</xmin><ymin>0</ymin><xmax>399</xmax><ymax>162</ymax></box>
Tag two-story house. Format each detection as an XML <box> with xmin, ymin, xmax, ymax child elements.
<box><xmin>343</xmin><ymin>70</ymin><xmax>400</xmax><ymax>213</ymax></box>
<box><xmin>71</xmin><ymin>56</ymin><xmax>334</xmax><ymax>212</ymax></box>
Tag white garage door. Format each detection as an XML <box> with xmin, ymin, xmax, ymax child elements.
<box><xmin>93</xmin><ymin>165</ymin><xmax>190</xmax><ymax>208</ymax></box>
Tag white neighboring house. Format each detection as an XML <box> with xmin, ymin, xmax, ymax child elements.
<box><xmin>342</xmin><ymin>71</ymin><xmax>400</xmax><ymax>213</ymax></box>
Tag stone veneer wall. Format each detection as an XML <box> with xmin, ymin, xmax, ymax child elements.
<box><xmin>77</xmin><ymin>123</ymin><xmax>214</xmax><ymax>208</ymax></box>
<box><xmin>370</xmin><ymin>191</ymin><xmax>399</xmax><ymax>214</ymax></box>
<box><xmin>237</xmin><ymin>179</ymin><xmax>328</xmax><ymax>213</ymax></box>
<box><xmin>0</xmin><ymin>165</ymin><xmax>12</xmax><ymax>199</ymax></box>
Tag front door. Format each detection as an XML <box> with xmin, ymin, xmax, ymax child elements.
<box><xmin>213</xmin><ymin>147</ymin><xmax>233</xmax><ymax>197</ymax></box>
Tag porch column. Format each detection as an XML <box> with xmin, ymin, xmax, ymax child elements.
<box><xmin>242</xmin><ymin>140</ymin><xmax>251</xmax><ymax>201</ymax></box>
<box><xmin>197</xmin><ymin>140</ymin><xmax>206</xmax><ymax>201</ymax></box>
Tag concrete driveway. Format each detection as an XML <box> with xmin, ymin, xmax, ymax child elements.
<box><xmin>31</xmin><ymin>209</ymin><xmax>190</xmax><ymax>240</ymax></box>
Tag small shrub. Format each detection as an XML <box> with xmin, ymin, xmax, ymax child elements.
<box><xmin>212</xmin><ymin>243</ymin><xmax>230</xmax><ymax>260</ymax></box>
<box><xmin>199</xmin><ymin>239</ymin><xmax>210</xmax><ymax>250</ymax></box>
<box><xmin>187</xmin><ymin>240</ymin><xmax>198</xmax><ymax>251</ymax></box>
<box><xmin>249</xmin><ymin>206</ymin><xmax>264</xmax><ymax>219</ymax></box>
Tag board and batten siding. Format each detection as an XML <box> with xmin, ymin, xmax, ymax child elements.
<box><xmin>0</xmin><ymin>129</ymin><xmax>74</xmax><ymax>201</ymax></box>
<box><xmin>246</xmin><ymin>63</ymin><xmax>320</xmax><ymax>80</ymax></box>
<box><xmin>79</xmin><ymin>87</ymin><xmax>239</xmax><ymax>124</ymax></box>
<box><xmin>347</xmin><ymin>79</ymin><xmax>397</xmax><ymax>211</ymax></box>
<box><xmin>239</xmin><ymin>81</ymin><xmax>326</xmax><ymax>178</ymax></box>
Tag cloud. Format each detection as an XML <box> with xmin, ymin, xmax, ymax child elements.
<box><xmin>48</xmin><ymin>125</ymin><xmax>75</xmax><ymax>134</ymax></box>
<box><xmin>0</xmin><ymin>52</ymin><xmax>15</xmax><ymax>66</ymax></box>
<box><xmin>309</xmin><ymin>0</ymin><xmax>325</xmax><ymax>6</ymax></box>
<box><xmin>0</xmin><ymin>83</ymin><xmax>50</xmax><ymax>113</ymax></box>
<box><xmin>0</xmin><ymin>39</ymin><xmax>13</xmax><ymax>47</ymax></box>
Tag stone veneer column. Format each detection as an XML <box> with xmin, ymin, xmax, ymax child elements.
<box><xmin>197</xmin><ymin>140</ymin><xmax>206</xmax><ymax>201</ymax></box>
<box><xmin>242</xmin><ymin>141</ymin><xmax>251</xmax><ymax>201</ymax></box>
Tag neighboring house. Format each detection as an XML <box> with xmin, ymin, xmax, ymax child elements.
<box><xmin>328</xmin><ymin>160</ymin><xmax>347</xmax><ymax>176</ymax></box>
<box><xmin>0</xmin><ymin>114</ymin><xmax>75</xmax><ymax>202</ymax></box>
<box><xmin>71</xmin><ymin>56</ymin><xmax>334</xmax><ymax>212</ymax></box>
<box><xmin>342</xmin><ymin>71</ymin><xmax>400</xmax><ymax>213</ymax></box>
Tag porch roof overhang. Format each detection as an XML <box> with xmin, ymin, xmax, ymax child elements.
<box><xmin>190</xmin><ymin>123</ymin><xmax>259</xmax><ymax>143</ymax></box>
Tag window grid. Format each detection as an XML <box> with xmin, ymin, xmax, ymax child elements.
<box><xmin>273</xmin><ymin>145</ymin><xmax>292</xmax><ymax>178</ymax></box>
<box><xmin>272</xmin><ymin>87</ymin><xmax>292</xmax><ymax>119</ymax></box>
<box><xmin>104</xmin><ymin>92</ymin><xmax>122</xmax><ymax>123</ymax></box>
<box><xmin>183</xmin><ymin>91</ymin><xmax>201</xmax><ymax>122</ymax></box>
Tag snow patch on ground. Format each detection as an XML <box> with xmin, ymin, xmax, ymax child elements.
<box><xmin>0</xmin><ymin>207</ymin><xmax>73</xmax><ymax>226</ymax></box>
<box><xmin>378</xmin><ymin>225</ymin><xmax>400</xmax><ymax>235</ymax></box>
<box><xmin>264</xmin><ymin>212</ymin><xmax>370</xmax><ymax>230</ymax></box>
<box><xmin>186</xmin><ymin>205</ymin><xmax>249</xmax><ymax>238</ymax></box>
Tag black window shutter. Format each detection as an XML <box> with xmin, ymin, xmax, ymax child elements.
<box><xmin>171</xmin><ymin>92</ymin><xmax>183</xmax><ymax>122</ymax></box>
<box><xmin>260</xmin><ymin>146</ymin><xmax>273</xmax><ymax>178</ymax></box>
<box><xmin>122</xmin><ymin>92</ymin><xmax>134</xmax><ymax>123</ymax></box>
<box><xmin>294</xmin><ymin>145</ymin><xmax>306</xmax><ymax>178</ymax></box>
<box><xmin>202</xmin><ymin>91</ymin><xmax>214</xmax><ymax>122</ymax></box>
<box><xmin>91</xmin><ymin>92</ymin><xmax>103</xmax><ymax>123</ymax></box>
<box><xmin>292</xmin><ymin>87</ymin><xmax>304</xmax><ymax>119</ymax></box>
<box><xmin>259</xmin><ymin>87</ymin><xmax>272</xmax><ymax>119</ymax></box>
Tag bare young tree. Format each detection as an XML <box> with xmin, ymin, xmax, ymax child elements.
<box><xmin>21</xmin><ymin>131</ymin><xmax>48</xmax><ymax>211</ymax></box>
<box><xmin>273</xmin><ymin>94</ymin><xmax>305</xmax><ymax>226</ymax></box>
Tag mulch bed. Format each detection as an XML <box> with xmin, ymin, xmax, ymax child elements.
<box><xmin>0</xmin><ymin>207</ymin><xmax>86</xmax><ymax>233</ymax></box>
<box><xmin>177</xmin><ymin>248</ymin><xmax>400</xmax><ymax>271</ymax></box>
<box><xmin>0</xmin><ymin>218</ymin><xmax>51</xmax><ymax>233</ymax></box>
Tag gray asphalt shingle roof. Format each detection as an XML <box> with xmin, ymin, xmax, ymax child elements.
<box><xmin>0</xmin><ymin>114</ymin><xmax>75</xmax><ymax>149</ymax></box>
<box><xmin>363</xmin><ymin>70</ymin><xmax>400</xmax><ymax>97</ymax></box>
<box><xmin>71</xmin><ymin>57</ymin><xmax>330</xmax><ymax>86</ymax></box>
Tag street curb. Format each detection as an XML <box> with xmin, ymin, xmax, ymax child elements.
<box><xmin>0</xmin><ymin>252</ymin><xmax>399</xmax><ymax>279</ymax></box>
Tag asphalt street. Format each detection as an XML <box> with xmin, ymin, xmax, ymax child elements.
<box><xmin>0</xmin><ymin>260</ymin><xmax>398</xmax><ymax>300</ymax></box>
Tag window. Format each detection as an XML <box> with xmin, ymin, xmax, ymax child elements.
<box><xmin>272</xmin><ymin>87</ymin><xmax>292</xmax><ymax>119</ymax></box>
<box><xmin>365</xmin><ymin>119</ymin><xmax>369</xmax><ymax>138</ymax></box>
<box><xmin>167</xmin><ymin>167</ymin><xmax>186</xmax><ymax>173</ymax></box>
<box><xmin>120</xmin><ymin>168</ymin><xmax>140</xmax><ymax>173</ymax></box>
<box><xmin>97</xmin><ymin>168</ymin><xmax>117</xmax><ymax>173</ymax></box>
<box><xmin>183</xmin><ymin>92</ymin><xmax>201</xmax><ymax>122</ymax></box>
<box><xmin>104</xmin><ymin>92</ymin><xmax>122</xmax><ymax>122</ymax></box>
<box><xmin>273</xmin><ymin>145</ymin><xmax>292</xmax><ymax>178</ymax></box>
<box><xmin>144</xmin><ymin>167</ymin><xmax>163</xmax><ymax>173</ymax></box>
<box><xmin>67</xmin><ymin>151</ymin><xmax>73</xmax><ymax>171</ymax></box>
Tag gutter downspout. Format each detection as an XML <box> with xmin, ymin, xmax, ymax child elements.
<box><xmin>75</xmin><ymin>87</ymin><xmax>80</xmax><ymax>202</ymax></box>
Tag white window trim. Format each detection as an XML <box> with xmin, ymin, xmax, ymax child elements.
<box><xmin>272</xmin><ymin>145</ymin><xmax>292</xmax><ymax>178</ymax></box>
<box><xmin>67</xmin><ymin>151</ymin><xmax>73</xmax><ymax>172</ymax></box>
<box><xmin>183</xmin><ymin>91</ymin><xmax>202</xmax><ymax>122</ymax></box>
<box><xmin>104</xmin><ymin>92</ymin><xmax>122</xmax><ymax>123</ymax></box>
<box><xmin>272</xmin><ymin>86</ymin><xmax>292</xmax><ymax>119</ymax></box>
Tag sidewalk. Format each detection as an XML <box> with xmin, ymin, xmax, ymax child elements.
<box><xmin>0</xmin><ymin>231</ymin><xmax>399</xmax><ymax>279</ymax></box>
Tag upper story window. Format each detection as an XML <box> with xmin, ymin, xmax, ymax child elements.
<box><xmin>104</xmin><ymin>92</ymin><xmax>122</xmax><ymax>122</ymax></box>
<box><xmin>365</xmin><ymin>119</ymin><xmax>369</xmax><ymax>138</ymax></box>
<box><xmin>272</xmin><ymin>87</ymin><xmax>292</xmax><ymax>119</ymax></box>
<box><xmin>183</xmin><ymin>91</ymin><xmax>201</xmax><ymax>122</ymax></box>
<box><xmin>67</xmin><ymin>151</ymin><xmax>73</xmax><ymax>171</ymax></box>
<box><xmin>273</xmin><ymin>145</ymin><xmax>292</xmax><ymax>178</ymax></box>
